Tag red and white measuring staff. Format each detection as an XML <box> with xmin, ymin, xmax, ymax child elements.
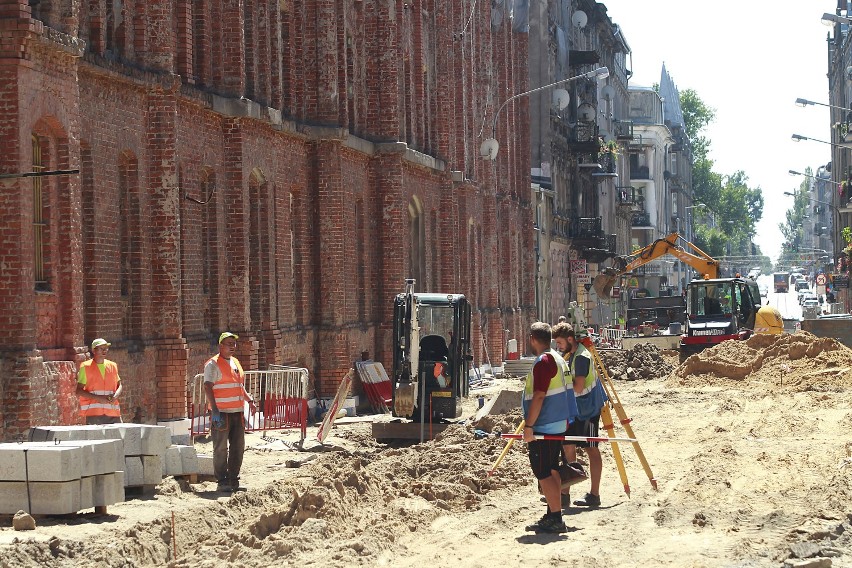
<box><xmin>501</xmin><ymin>434</ymin><xmax>637</xmax><ymax>443</ymax></box>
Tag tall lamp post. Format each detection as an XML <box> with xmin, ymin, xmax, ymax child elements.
<box><xmin>480</xmin><ymin>67</ymin><xmax>610</xmax><ymax>160</ymax></box>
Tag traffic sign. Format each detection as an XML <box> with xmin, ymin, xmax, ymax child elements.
<box><xmin>816</xmin><ymin>274</ymin><xmax>826</xmax><ymax>286</ymax></box>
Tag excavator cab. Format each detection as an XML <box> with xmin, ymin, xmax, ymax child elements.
<box><xmin>680</xmin><ymin>277</ymin><xmax>761</xmax><ymax>362</ymax></box>
<box><xmin>391</xmin><ymin>291</ymin><xmax>471</xmax><ymax>422</ymax></box>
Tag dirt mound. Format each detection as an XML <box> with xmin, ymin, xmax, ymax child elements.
<box><xmin>599</xmin><ymin>343</ymin><xmax>674</xmax><ymax>380</ymax></box>
<box><xmin>1</xmin><ymin>414</ymin><xmax>530</xmax><ymax>568</ymax></box>
<box><xmin>672</xmin><ymin>332</ymin><xmax>852</xmax><ymax>388</ymax></box>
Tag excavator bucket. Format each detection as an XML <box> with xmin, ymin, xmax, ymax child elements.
<box><xmin>593</xmin><ymin>271</ymin><xmax>618</xmax><ymax>298</ymax></box>
<box><xmin>394</xmin><ymin>382</ymin><xmax>417</xmax><ymax>418</ymax></box>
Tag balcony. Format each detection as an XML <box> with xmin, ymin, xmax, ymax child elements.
<box><xmin>631</xmin><ymin>212</ymin><xmax>651</xmax><ymax>227</ymax></box>
<box><xmin>592</xmin><ymin>152</ymin><xmax>618</xmax><ymax>179</ymax></box>
<box><xmin>614</xmin><ymin>120</ymin><xmax>634</xmax><ymax>140</ymax></box>
<box><xmin>616</xmin><ymin>186</ymin><xmax>637</xmax><ymax>207</ymax></box>
<box><xmin>552</xmin><ymin>116</ymin><xmax>600</xmax><ymax>155</ymax></box>
<box><xmin>630</xmin><ymin>166</ymin><xmax>650</xmax><ymax>180</ymax></box>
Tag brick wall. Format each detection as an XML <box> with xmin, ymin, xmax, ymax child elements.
<box><xmin>0</xmin><ymin>0</ymin><xmax>535</xmax><ymax>438</ymax></box>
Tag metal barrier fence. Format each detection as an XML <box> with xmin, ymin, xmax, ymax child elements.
<box><xmin>188</xmin><ymin>366</ymin><xmax>309</xmax><ymax>444</ymax></box>
<box><xmin>600</xmin><ymin>327</ymin><xmax>627</xmax><ymax>348</ymax></box>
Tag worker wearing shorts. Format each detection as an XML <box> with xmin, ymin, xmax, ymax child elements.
<box><xmin>553</xmin><ymin>323</ymin><xmax>607</xmax><ymax>508</ymax></box>
<box><xmin>521</xmin><ymin>322</ymin><xmax>578</xmax><ymax>534</ymax></box>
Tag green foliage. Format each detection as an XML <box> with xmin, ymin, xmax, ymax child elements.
<box><xmin>679</xmin><ymin>89</ymin><xmax>716</xmax><ymax>149</ymax></box>
<box><xmin>842</xmin><ymin>226</ymin><xmax>852</xmax><ymax>244</ymax></box>
<box><xmin>778</xmin><ymin>169</ymin><xmax>812</xmax><ymax>254</ymax></box>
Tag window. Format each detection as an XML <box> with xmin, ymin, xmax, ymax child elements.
<box><xmin>32</xmin><ymin>134</ymin><xmax>47</xmax><ymax>290</ymax></box>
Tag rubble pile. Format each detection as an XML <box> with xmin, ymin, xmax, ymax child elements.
<box><xmin>599</xmin><ymin>343</ymin><xmax>674</xmax><ymax>380</ymax></box>
<box><xmin>673</xmin><ymin>331</ymin><xmax>852</xmax><ymax>388</ymax></box>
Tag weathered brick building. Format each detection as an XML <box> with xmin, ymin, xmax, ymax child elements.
<box><xmin>0</xmin><ymin>0</ymin><xmax>534</xmax><ymax>437</ymax></box>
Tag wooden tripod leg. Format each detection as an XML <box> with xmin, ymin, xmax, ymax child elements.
<box><xmin>600</xmin><ymin>404</ymin><xmax>630</xmax><ymax>496</ymax></box>
<box><xmin>590</xmin><ymin>346</ymin><xmax>658</xmax><ymax>491</ymax></box>
<box><xmin>487</xmin><ymin>420</ymin><xmax>525</xmax><ymax>477</ymax></box>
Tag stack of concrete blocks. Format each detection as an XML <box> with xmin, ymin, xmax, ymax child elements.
<box><xmin>30</xmin><ymin>424</ymin><xmax>172</xmax><ymax>490</ymax></box>
<box><xmin>0</xmin><ymin>439</ymin><xmax>124</xmax><ymax>515</ymax></box>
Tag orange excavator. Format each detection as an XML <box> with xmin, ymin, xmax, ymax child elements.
<box><xmin>592</xmin><ymin>233</ymin><xmax>718</xmax><ymax>298</ymax></box>
<box><xmin>593</xmin><ymin>233</ymin><xmax>777</xmax><ymax>362</ymax></box>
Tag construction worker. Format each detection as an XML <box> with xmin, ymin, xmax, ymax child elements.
<box><xmin>553</xmin><ymin>323</ymin><xmax>607</xmax><ymax>508</ymax></box>
<box><xmin>76</xmin><ymin>338</ymin><xmax>123</xmax><ymax>425</ymax></box>
<box><xmin>522</xmin><ymin>322</ymin><xmax>577</xmax><ymax>534</ymax></box>
<box><xmin>204</xmin><ymin>332</ymin><xmax>256</xmax><ymax>493</ymax></box>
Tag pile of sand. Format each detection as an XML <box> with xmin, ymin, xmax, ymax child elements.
<box><xmin>672</xmin><ymin>332</ymin><xmax>852</xmax><ymax>389</ymax></box>
<box><xmin>599</xmin><ymin>343</ymin><xmax>674</xmax><ymax>380</ymax></box>
<box><xmin>1</xmin><ymin>415</ymin><xmax>530</xmax><ymax>568</ymax></box>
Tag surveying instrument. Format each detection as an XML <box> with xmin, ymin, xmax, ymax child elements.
<box><xmin>489</xmin><ymin>301</ymin><xmax>657</xmax><ymax>496</ymax></box>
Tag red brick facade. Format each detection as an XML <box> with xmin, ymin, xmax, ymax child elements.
<box><xmin>0</xmin><ymin>0</ymin><xmax>534</xmax><ymax>438</ymax></box>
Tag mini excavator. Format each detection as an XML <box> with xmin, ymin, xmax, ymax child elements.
<box><xmin>377</xmin><ymin>279</ymin><xmax>471</xmax><ymax>440</ymax></box>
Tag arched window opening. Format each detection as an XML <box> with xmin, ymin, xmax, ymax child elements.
<box><xmin>408</xmin><ymin>196</ymin><xmax>426</xmax><ymax>292</ymax></box>
<box><xmin>32</xmin><ymin>134</ymin><xmax>48</xmax><ymax>291</ymax></box>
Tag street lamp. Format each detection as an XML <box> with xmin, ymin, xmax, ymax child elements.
<box><xmin>822</xmin><ymin>12</ymin><xmax>852</xmax><ymax>26</ymax></box>
<box><xmin>791</xmin><ymin>133</ymin><xmax>852</xmax><ymax>149</ymax></box>
<box><xmin>480</xmin><ymin>67</ymin><xmax>610</xmax><ymax>160</ymax></box>
<box><xmin>684</xmin><ymin>203</ymin><xmax>706</xmax><ymax>210</ymax></box>
<box><xmin>783</xmin><ymin>191</ymin><xmax>838</xmax><ymax>212</ymax></box>
<box><xmin>794</xmin><ymin>97</ymin><xmax>851</xmax><ymax>112</ymax></box>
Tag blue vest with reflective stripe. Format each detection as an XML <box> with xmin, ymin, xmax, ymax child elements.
<box><xmin>571</xmin><ymin>344</ymin><xmax>608</xmax><ymax>420</ymax></box>
<box><xmin>522</xmin><ymin>349</ymin><xmax>578</xmax><ymax>429</ymax></box>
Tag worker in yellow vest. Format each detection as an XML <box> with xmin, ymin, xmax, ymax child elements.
<box><xmin>204</xmin><ymin>332</ymin><xmax>256</xmax><ymax>493</ymax></box>
<box><xmin>76</xmin><ymin>338</ymin><xmax>123</xmax><ymax>425</ymax></box>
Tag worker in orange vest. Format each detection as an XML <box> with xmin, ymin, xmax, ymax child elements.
<box><xmin>76</xmin><ymin>338</ymin><xmax>123</xmax><ymax>424</ymax></box>
<box><xmin>204</xmin><ymin>332</ymin><xmax>256</xmax><ymax>493</ymax></box>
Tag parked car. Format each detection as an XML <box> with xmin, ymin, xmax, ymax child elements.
<box><xmin>802</xmin><ymin>298</ymin><xmax>820</xmax><ymax>309</ymax></box>
<box><xmin>747</xmin><ymin>267</ymin><xmax>761</xmax><ymax>279</ymax></box>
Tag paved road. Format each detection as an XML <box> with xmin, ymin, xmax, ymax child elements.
<box><xmin>756</xmin><ymin>274</ymin><xmax>803</xmax><ymax>320</ymax></box>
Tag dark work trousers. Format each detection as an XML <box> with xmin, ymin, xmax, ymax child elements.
<box><xmin>212</xmin><ymin>411</ymin><xmax>245</xmax><ymax>485</ymax></box>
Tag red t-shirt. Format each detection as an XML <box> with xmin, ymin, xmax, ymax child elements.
<box><xmin>532</xmin><ymin>353</ymin><xmax>557</xmax><ymax>392</ymax></box>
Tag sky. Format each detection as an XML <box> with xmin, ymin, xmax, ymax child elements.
<box><xmin>601</xmin><ymin>0</ymin><xmax>837</xmax><ymax>263</ymax></box>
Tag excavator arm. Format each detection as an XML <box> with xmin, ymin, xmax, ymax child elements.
<box><xmin>592</xmin><ymin>233</ymin><xmax>719</xmax><ymax>297</ymax></box>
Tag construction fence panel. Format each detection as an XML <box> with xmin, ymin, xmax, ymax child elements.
<box><xmin>601</xmin><ymin>327</ymin><xmax>627</xmax><ymax>348</ymax></box>
<box><xmin>188</xmin><ymin>367</ymin><xmax>309</xmax><ymax>443</ymax></box>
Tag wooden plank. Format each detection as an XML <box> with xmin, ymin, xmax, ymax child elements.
<box><xmin>371</xmin><ymin>421</ymin><xmax>452</xmax><ymax>441</ymax></box>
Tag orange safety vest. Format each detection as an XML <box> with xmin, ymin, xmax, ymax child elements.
<box><xmin>208</xmin><ymin>354</ymin><xmax>246</xmax><ymax>412</ymax></box>
<box><xmin>78</xmin><ymin>360</ymin><xmax>122</xmax><ymax>417</ymax></box>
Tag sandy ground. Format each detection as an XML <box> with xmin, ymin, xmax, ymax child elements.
<box><xmin>2</xmin><ymin>333</ymin><xmax>852</xmax><ymax>568</ymax></box>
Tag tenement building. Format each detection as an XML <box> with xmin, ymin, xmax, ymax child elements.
<box><xmin>0</xmin><ymin>0</ymin><xmax>534</xmax><ymax>437</ymax></box>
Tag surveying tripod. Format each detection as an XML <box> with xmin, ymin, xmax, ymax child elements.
<box><xmin>568</xmin><ymin>301</ymin><xmax>657</xmax><ymax>495</ymax></box>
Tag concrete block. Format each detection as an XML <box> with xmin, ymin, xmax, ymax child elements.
<box><xmin>196</xmin><ymin>454</ymin><xmax>214</xmax><ymax>476</ymax></box>
<box><xmin>124</xmin><ymin>457</ymin><xmax>143</xmax><ymax>486</ymax></box>
<box><xmin>158</xmin><ymin>418</ymin><xmax>191</xmax><ymax>438</ymax></box>
<box><xmin>163</xmin><ymin>446</ymin><xmax>183</xmax><ymax>476</ymax></box>
<box><xmin>142</xmin><ymin>455</ymin><xmax>162</xmax><ymax>486</ymax></box>
<box><xmin>25</xmin><ymin>446</ymin><xmax>83</xmax><ymax>482</ymax></box>
<box><xmin>79</xmin><ymin>476</ymin><xmax>93</xmax><ymax>510</ymax></box>
<box><xmin>474</xmin><ymin>390</ymin><xmax>523</xmax><ymax>423</ymax></box>
<box><xmin>92</xmin><ymin>472</ymin><xmax>124</xmax><ymax>507</ymax></box>
<box><xmin>76</xmin><ymin>439</ymin><xmax>122</xmax><ymax>476</ymax></box>
<box><xmin>140</xmin><ymin>425</ymin><xmax>171</xmax><ymax>456</ymax></box>
<box><xmin>103</xmin><ymin>424</ymin><xmax>142</xmax><ymax>456</ymax></box>
<box><xmin>180</xmin><ymin>446</ymin><xmax>198</xmax><ymax>476</ymax></box>
<box><xmin>114</xmin><ymin>471</ymin><xmax>125</xmax><ymax>503</ymax></box>
<box><xmin>0</xmin><ymin>445</ymin><xmax>27</xmax><ymax>481</ymax></box>
<box><xmin>29</xmin><ymin>481</ymin><xmax>81</xmax><ymax>515</ymax></box>
<box><xmin>0</xmin><ymin>481</ymin><xmax>29</xmax><ymax>514</ymax></box>
<box><xmin>29</xmin><ymin>425</ymin><xmax>107</xmax><ymax>442</ymax></box>
<box><xmin>163</xmin><ymin>445</ymin><xmax>198</xmax><ymax>476</ymax></box>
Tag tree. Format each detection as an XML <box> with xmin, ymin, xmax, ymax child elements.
<box><xmin>679</xmin><ymin>89</ymin><xmax>716</xmax><ymax>160</ymax></box>
<box><xmin>679</xmin><ymin>89</ymin><xmax>763</xmax><ymax>258</ymax></box>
